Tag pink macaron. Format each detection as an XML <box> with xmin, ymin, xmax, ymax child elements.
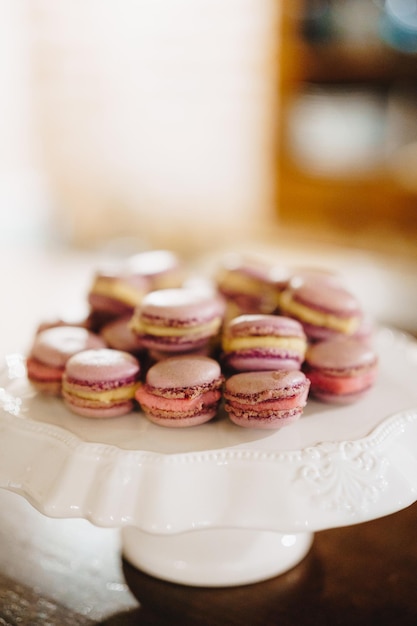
<box><xmin>215</xmin><ymin>252</ymin><xmax>289</xmax><ymax>319</ymax></box>
<box><xmin>87</xmin><ymin>250</ymin><xmax>185</xmax><ymax>324</ymax></box>
<box><xmin>224</xmin><ymin>370</ymin><xmax>310</xmax><ymax>429</ymax></box>
<box><xmin>304</xmin><ymin>336</ymin><xmax>378</xmax><ymax>404</ymax></box>
<box><xmin>123</xmin><ymin>249</ymin><xmax>186</xmax><ymax>291</ymax></box>
<box><xmin>280</xmin><ymin>275</ymin><xmax>363</xmax><ymax>341</ymax></box>
<box><xmin>87</xmin><ymin>260</ymin><xmax>149</xmax><ymax>322</ymax></box>
<box><xmin>130</xmin><ymin>287</ymin><xmax>225</xmax><ymax>355</ymax></box>
<box><xmin>221</xmin><ymin>314</ymin><xmax>307</xmax><ymax>372</ymax></box>
<box><xmin>100</xmin><ymin>315</ymin><xmax>145</xmax><ymax>357</ymax></box>
<box><xmin>62</xmin><ymin>348</ymin><xmax>141</xmax><ymax>417</ymax></box>
<box><xmin>136</xmin><ymin>355</ymin><xmax>224</xmax><ymax>427</ymax></box>
<box><xmin>26</xmin><ymin>326</ymin><xmax>106</xmax><ymax>395</ymax></box>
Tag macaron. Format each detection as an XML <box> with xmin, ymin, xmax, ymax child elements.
<box><xmin>62</xmin><ymin>349</ymin><xmax>141</xmax><ymax>417</ymax></box>
<box><xmin>87</xmin><ymin>250</ymin><xmax>186</xmax><ymax>324</ymax></box>
<box><xmin>279</xmin><ymin>275</ymin><xmax>362</xmax><ymax>341</ymax></box>
<box><xmin>215</xmin><ymin>253</ymin><xmax>289</xmax><ymax>319</ymax></box>
<box><xmin>304</xmin><ymin>336</ymin><xmax>378</xmax><ymax>404</ymax></box>
<box><xmin>136</xmin><ymin>356</ymin><xmax>224</xmax><ymax>427</ymax></box>
<box><xmin>100</xmin><ymin>315</ymin><xmax>145</xmax><ymax>357</ymax></box>
<box><xmin>87</xmin><ymin>260</ymin><xmax>149</xmax><ymax>322</ymax></box>
<box><xmin>123</xmin><ymin>249</ymin><xmax>186</xmax><ymax>291</ymax></box>
<box><xmin>224</xmin><ymin>370</ymin><xmax>310</xmax><ymax>430</ymax></box>
<box><xmin>221</xmin><ymin>314</ymin><xmax>307</xmax><ymax>372</ymax></box>
<box><xmin>130</xmin><ymin>287</ymin><xmax>225</xmax><ymax>355</ymax></box>
<box><xmin>26</xmin><ymin>326</ymin><xmax>106</xmax><ymax>395</ymax></box>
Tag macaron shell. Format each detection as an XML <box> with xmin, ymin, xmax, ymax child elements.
<box><xmin>145</xmin><ymin>355</ymin><xmax>222</xmax><ymax>391</ymax></box>
<box><xmin>30</xmin><ymin>326</ymin><xmax>106</xmax><ymax>368</ymax></box>
<box><xmin>64</xmin><ymin>398</ymin><xmax>136</xmax><ymax>418</ymax></box>
<box><xmin>136</xmin><ymin>288</ymin><xmax>225</xmax><ymax>323</ymax></box>
<box><xmin>224</xmin><ymin>314</ymin><xmax>306</xmax><ymax>338</ymax></box>
<box><xmin>228</xmin><ymin>407</ymin><xmax>303</xmax><ymax>430</ymax></box>
<box><xmin>64</xmin><ymin>349</ymin><xmax>140</xmax><ymax>383</ymax></box>
<box><xmin>124</xmin><ymin>249</ymin><xmax>185</xmax><ymax>289</ymax></box>
<box><xmin>225</xmin><ymin>370</ymin><xmax>309</xmax><ymax>399</ymax></box>
<box><xmin>144</xmin><ymin>409</ymin><xmax>218</xmax><ymax>428</ymax></box>
<box><xmin>223</xmin><ymin>351</ymin><xmax>303</xmax><ymax>372</ymax></box>
<box><xmin>305</xmin><ymin>337</ymin><xmax>377</xmax><ymax>372</ymax></box>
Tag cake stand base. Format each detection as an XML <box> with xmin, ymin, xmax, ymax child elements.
<box><xmin>122</xmin><ymin>527</ymin><xmax>314</xmax><ymax>587</ymax></box>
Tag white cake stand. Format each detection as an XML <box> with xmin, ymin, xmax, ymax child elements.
<box><xmin>1</xmin><ymin>327</ymin><xmax>417</xmax><ymax>587</ymax></box>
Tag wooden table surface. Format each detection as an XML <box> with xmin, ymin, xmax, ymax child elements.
<box><xmin>0</xmin><ymin>488</ymin><xmax>417</xmax><ymax>626</ymax></box>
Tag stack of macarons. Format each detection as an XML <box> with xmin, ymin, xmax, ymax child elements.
<box><xmin>26</xmin><ymin>248</ymin><xmax>379</xmax><ymax>427</ymax></box>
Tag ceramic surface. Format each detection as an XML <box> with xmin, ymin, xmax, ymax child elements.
<box><xmin>2</xmin><ymin>326</ymin><xmax>417</xmax><ymax>585</ymax></box>
<box><xmin>0</xmin><ymin>327</ymin><xmax>416</xmax><ymax>536</ymax></box>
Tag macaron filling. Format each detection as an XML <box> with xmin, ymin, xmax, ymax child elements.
<box><xmin>305</xmin><ymin>369</ymin><xmax>377</xmax><ymax>395</ymax></box>
<box><xmin>62</xmin><ymin>375</ymin><xmax>140</xmax><ymax>408</ymax></box>
<box><xmin>223</xmin><ymin>349</ymin><xmax>304</xmax><ymax>372</ymax></box>
<box><xmin>136</xmin><ymin>387</ymin><xmax>221</xmax><ymax>419</ymax></box>
<box><xmin>280</xmin><ymin>293</ymin><xmax>360</xmax><ymax>334</ymax></box>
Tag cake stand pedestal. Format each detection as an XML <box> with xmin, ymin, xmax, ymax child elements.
<box><xmin>122</xmin><ymin>528</ymin><xmax>314</xmax><ymax>587</ymax></box>
<box><xmin>1</xmin><ymin>327</ymin><xmax>417</xmax><ymax>587</ymax></box>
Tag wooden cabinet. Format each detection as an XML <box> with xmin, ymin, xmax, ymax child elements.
<box><xmin>276</xmin><ymin>1</ymin><xmax>417</xmax><ymax>251</ymax></box>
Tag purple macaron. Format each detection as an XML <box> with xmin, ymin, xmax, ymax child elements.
<box><xmin>280</xmin><ymin>275</ymin><xmax>363</xmax><ymax>341</ymax></box>
<box><xmin>221</xmin><ymin>314</ymin><xmax>307</xmax><ymax>372</ymax></box>
<box><xmin>26</xmin><ymin>325</ymin><xmax>106</xmax><ymax>395</ymax></box>
<box><xmin>304</xmin><ymin>336</ymin><xmax>378</xmax><ymax>404</ymax></box>
<box><xmin>136</xmin><ymin>355</ymin><xmax>224</xmax><ymax>427</ymax></box>
<box><xmin>224</xmin><ymin>370</ymin><xmax>310</xmax><ymax>429</ymax></box>
<box><xmin>62</xmin><ymin>348</ymin><xmax>141</xmax><ymax>417</ymax></box>
<box><xmin>130</xmin><ymin>287</ymin><xmax>225</xmax><ymax>355</ymax></box>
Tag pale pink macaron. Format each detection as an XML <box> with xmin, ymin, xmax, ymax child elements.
<box><xmin>224</xmin><ymin>370</ymin><xmax>310</xmax><ymax>430</ymax></box>
<box><xmin>100</xmin><ymin>315</ymin><xmax>145</xmax><ymax>357</ymax></box>
<box><xmin>304</xmin><ymin>336</ymin><xmax>378</xmax><ymax>404</ymax></box>
<box><xmin>87</xmin><ymin>260</ymin><xmax>149</xmax><ymax>322</ymax></box>
<box><xmin>215</xmin><ymin>252</ymin><xmax>289</xmax><ymax>319</ymax></box>
<box><xmin>123</xmin><ymin>249</ymin><xmax>186</xmax><ymax>291</ymax></box>
<box><xmin>130</xmin><ymin>287</ymin><xmax>225</xmax><ymax>355</ymax></box>
<box><xmin>280</xmin><ymin>275</ymin><xmax>363</xmax><ymax>341</ymax></box>
<box><xmin>62</xmin><ymin>348</ymin><xmax>141</xmax><ymax>417</ymax></box>
<box><xmin>87</xmin><ymin>250</ymin><xmax>185</xmax><ymax>324</ymax></box>
<box><xmin>26</xmin><ymin>326</ymin><xmax>106</xmax><ymax>395</ymax></box>
<box><xmin>221</xmin><ymin>314</ymin><xmax>307</xmax><ymax>372</ymax></box>
<box><xmin>136</xmin><ymin>355</ymin><xmax>224</xmax><ymax>428</ymax></box>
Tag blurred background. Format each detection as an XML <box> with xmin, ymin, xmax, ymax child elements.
<box><xmin>1</xmin><ymin>0</ymin><xmax>416</xmax><ymax>258</ymax></box>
